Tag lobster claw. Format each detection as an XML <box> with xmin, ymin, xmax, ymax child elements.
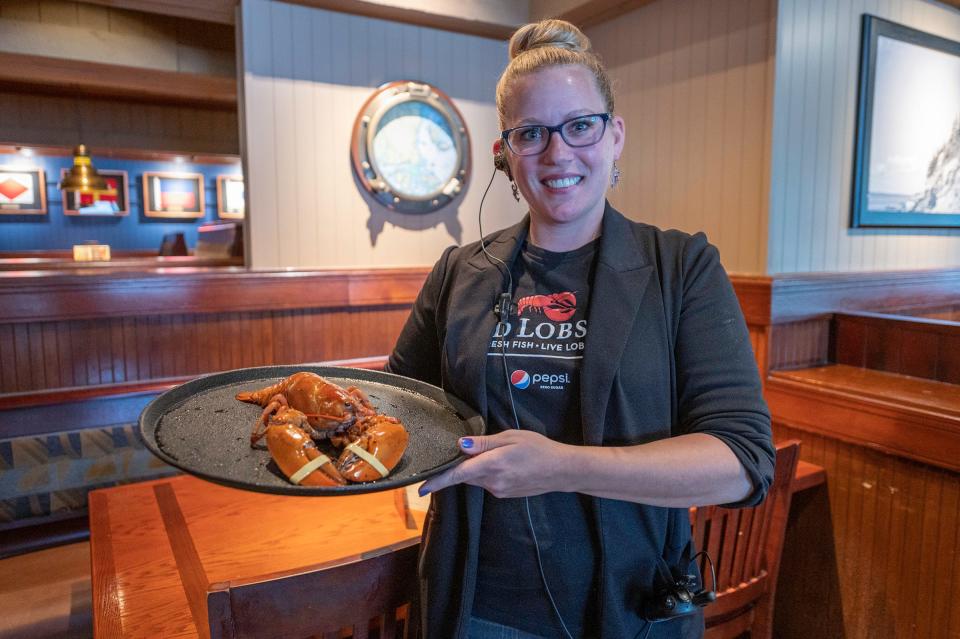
<box><xmin>264</xmin><ymin>407</ymin><xmax>346</xmax><ymax>486</ymax></box>
<box><xmin>335</xmin><ymin>415</ymin><xmax>409</xmax><ymax>482</ymax></box>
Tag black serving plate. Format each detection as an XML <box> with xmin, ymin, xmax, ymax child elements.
<box><xmin>139</xmin><ymin>365</ymin><xmax>483</xmax><ymax>495</ymax></box>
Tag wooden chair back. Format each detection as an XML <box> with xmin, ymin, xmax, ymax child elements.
<box><xmin>692</xmin><ymin>439</ymin><xmax>801</xmax><ymax>639</ymax></box>
<box><xmin>207</xmin><ymin>537</ymin><xmax>420</xmax><ymax>639</ymax></box>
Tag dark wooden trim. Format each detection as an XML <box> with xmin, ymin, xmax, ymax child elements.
<box><xmin>729</xmin><ymin>275</ymin><xmax>772</xmax><ymax>327</ymax></box>
<box><xmin>552</xmin><ymin>0</ymin><xmax>658</xmax><ymax>29</ymax></box>
<box><xmin>0</xmin><ymin>513</ymin><xmax>89</xmax><ymax>559</ymax></box>
<box><xmin>0</xmin><ymin>256</ymin><xmax>244</xmax><ymax>272</ymax></box>
<box><xmin>154</xmin><ymin>482</ymin><xmax>210</xmax><ymax>634</ymax></box>
<box><xmin>0</xmin><ymin>52</ymin><xmax>237</xmax><ymax>109</ymax></box>
<box><xmin>0</xmin><ymin>143</ymin><xmax>241</xmax><ymax>165</ymax></box>
<box><xmin>792</xmin><ymin>460</ymin><xmax>827</xmax><ymax>493</ymax></box>
<box><xmin>283</xmin><ymin>0</ymin><xmax>517</xmax><ymax>40</ymax></box>
<box><xmin>0</xmin><ymin>249</ymin><xmax>157</xmax><ymax>260</ymax></box>
<box><xmin>77</xmin><ymin>0</ymin><xmax>236</xmax><ymax>25</ymax></box>
<box><xmin>836</xmin><ymin>310</ymin><xmax>960</xmax><ymax>333</ymax></box>
<box><xmin>770</xmin><ymin>269</ymin><xmax>960</xmax><ymax>323</ymax></box>
<box><xmin>0</xmin><ymin>377</ymin><xmax>191</xmax><ymax>411</ymax></box>
<box><xmin>0</xmin><ymin>268</ymin><xmax>429</xmax><ymax>323</ymax></box>
<box><xmin>832</xmin><ymin>312</ymin><xmax>960</xmax><ymax>383</ymax></box>
<box><xmin>767</xmin><ymin>366</ymin><xmax>960</xmax><ymax>474</ymax></box>
<box><xmin>0</xmin><ymin>355</ymin><xmax>387</xmax><ymax>410</ymax></box>
<box><xmin>88</xmin><ymin>491</ymin><xmax>122</xmax><ymax>639</ymax></box>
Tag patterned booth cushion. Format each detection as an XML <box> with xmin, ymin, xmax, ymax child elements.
<box><xmin>0</xmin><ymin>423</ymin><xmax>178</xmax><ymax>531</ymax></box>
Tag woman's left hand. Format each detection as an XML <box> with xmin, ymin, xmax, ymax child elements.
<box><xmin>418</xmin><ymin>430</ymin><xmax>570</xmax><ymax>498</ymax></box>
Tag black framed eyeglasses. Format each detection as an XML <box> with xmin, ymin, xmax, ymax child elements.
<box><xmin>501</xmin><ymin>113</ymin><xmax>611</xmax><ymax>156</ymax></box>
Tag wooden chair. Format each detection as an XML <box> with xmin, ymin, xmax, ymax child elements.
<box><xmin>692</xmin><ymin>439</ymin><xmax>801</xmax><ymax>639</ymax></box>
<box><xmin>207</xmin><ymin>537</ymin><xmax>420</xmax><ymax>639</ymax></box>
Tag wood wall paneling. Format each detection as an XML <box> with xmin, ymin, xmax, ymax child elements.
<box><xmin>0</xmin><ymin>269</ymin><xmax>426</xmax><ymax>397</ymax></box>
<box><xmin>0</xmin><ymin>305</ymin><xmax>410</xmax><ymax>392</ymax></box>
<box><xmin>767</xmin><ymin>317</ymin><xmax>831</xmax><ymax>370</ymax></box>
<box><xmin>0</xmin><ymin>91</ymin><xmax>239</xmax><ymax>155</ymax></box>
<box><xmin>773</xmin><ymin>422</ymin><xmax>960</xmax><ymax>639</ymax></box>
<box><xmin>588</xmin><ymin>0</ymin><xmax>776</xmax><ymax>275</ymax></box>
<box><xmin>731</xmin><ymin>269</ymin><xmax>960</xmax><ymax>637</ymax></box>
<box><xmin>832</xmin><ymin>312</ymin><xmax>960</xmax><ymax>385</ymax></box>
<box><xmin>767</xmin><ymin>0</ymin><xmax>960</xmax><ymax>274</ymax></box>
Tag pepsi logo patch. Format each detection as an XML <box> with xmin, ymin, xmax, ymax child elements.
<box><xmin>510</xmin><ymin>369</ymin><xmax>531</xmax><ymax>389</ymax></box>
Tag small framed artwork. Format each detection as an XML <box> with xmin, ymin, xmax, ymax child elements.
<box><xmin>216</xmin><ymin>175</ymin><xmax>245</xmax><ymax>219</ymax></box>
<box><xmin>0</xmin><ymin>166</ymin><xmax>46</xmax><ymax>214</ymax></box>
<box><xmin>851</xmin><ymin>16</ymin><xmax>960</xmax><ymax>228</ymax></box>
<box><xmin>61</xmin><ymin>169</ymin><xmax>129</xmax><ymax>216</ymax></box>
<box><xmin>142</xmin><ymin>171</ymin><xmax>205</xmax><ymax>218</ymax></box>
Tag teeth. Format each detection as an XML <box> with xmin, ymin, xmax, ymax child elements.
<box><xmin>544</xmin><ymin>176</ymin><xmax>582</xmax><ymax>188</ymax></box>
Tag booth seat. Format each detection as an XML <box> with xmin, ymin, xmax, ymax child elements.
<box><xmin>0</xmin><ymin>357</ymin><xmax>390</xmax><ymax>558</ymax></box>
<box><xmin>0</xmin><ymin>386</ymin><xmax>180</xmax><ymax>558</ymax></box>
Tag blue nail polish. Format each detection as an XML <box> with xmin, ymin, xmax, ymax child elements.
<box><xmin>460</xmin><ymin>437</ymin><xmax>473</xmax><ymax>449</ymax></box>
<box><xmin>418</xmin><ymin>486</ymin><xmax>430</xmax><ymax>497</ymax></box>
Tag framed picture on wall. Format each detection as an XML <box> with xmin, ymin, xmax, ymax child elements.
<box><xmin>851</xmin><ymin>15</ymin><xmax>960</xmax><ymax>228</ymax></box>
<box><xmin>142</xmin><ymin>171</ymin><xmax>205</xmax><ymax>218</ymax></box>
<box><xmin>61</xmin><ymin>169</ymin><xmax>129</xmax><ymax>216</ymax></box>
<box><xmin>216</xmin><ymin>175</ymin><xmax>245</xmax><ymax>219</ymax></box>
<box><xmin>0</xmin><ymin>166</ymin><xmax>46</xmax><ymax>214</ymax></box>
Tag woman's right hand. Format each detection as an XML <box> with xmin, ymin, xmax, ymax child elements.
<box><xmin>418</xmin><ymin>429</ymin><xmax>573</xmax><ymax>498</ymax></box>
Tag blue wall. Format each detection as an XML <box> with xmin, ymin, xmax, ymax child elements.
<box><xmin>0</xmin><ymin>153</ymin><xmax>242</xmax><ymax>251</ymax></box>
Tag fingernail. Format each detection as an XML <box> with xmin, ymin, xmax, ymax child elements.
<box><xmin>460</xmin><ymin>437</ymin><xmax>473</xmax><ymax>449</ymax></box>
<box><xmin>418</xmin><ymin>486</ymin><xmax>430</xmax><ymax>497</ymax></box>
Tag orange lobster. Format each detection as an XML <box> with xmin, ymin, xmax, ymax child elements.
<box><xmin>516</xmin><ymin>291</ymin><xmax>577</xmax><ymax>321</ymax></box>
<box><xmin>237</xmin><ymin>372</ymin><xmax>409</xmax><ymax>485</ymax></box>
<box><xmin>236</xmin><ymin>371</ymin><xmax>376</xmax><ymax>445</ymax></box>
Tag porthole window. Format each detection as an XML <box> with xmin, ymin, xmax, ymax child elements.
<box><xmin>351</xmin><ymin>81</ymin><xmax>470</xmax><ymax>214</ymax></box>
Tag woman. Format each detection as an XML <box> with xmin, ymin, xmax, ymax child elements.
<box><xmin>387</xmin><ymin>19</ymin><xmax>774</xmax><ymax>639</ymax></box>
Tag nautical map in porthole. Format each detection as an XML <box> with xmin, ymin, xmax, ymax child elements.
<box><xmin>351</xmin><ymin>81</ymin><xmax>471</xmax><ymax>214</ymax></box>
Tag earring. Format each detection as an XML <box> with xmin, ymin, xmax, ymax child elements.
<box><xmin>511</xmin><ymin>181</ymin><xmax>520</xmax><ymax>202</ymax></box>
<box><xmin>611</xmin><ymin>161</ymin><xmax>621</xmax><ymax>188</ymax></box>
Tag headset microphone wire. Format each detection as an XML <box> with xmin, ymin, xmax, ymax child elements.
<box><xmin>477</xmin><ymin>165</ymin><xmax>575</xmax><ymax>639</ymax></box>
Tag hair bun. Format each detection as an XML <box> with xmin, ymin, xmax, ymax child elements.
<box><xmin>508</xmin><ymin>19</ymin><xmax>591</xmax><ymax>60</ymax></box>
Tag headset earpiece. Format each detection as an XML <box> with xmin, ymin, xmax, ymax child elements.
<box><xmin>492</xmin><ymin>139</ymin><xmax>511</xmax><ymax>179</ymax></box>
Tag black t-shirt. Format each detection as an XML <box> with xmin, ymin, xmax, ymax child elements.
<box><xmin>473</xmin><ymin>239</ymin><xmax>601</xmax><ymax>637</ymax></box>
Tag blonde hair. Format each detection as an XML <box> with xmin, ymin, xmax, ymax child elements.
<box><xmin>496</xmin><ymin>19</ymin><xmax>615</xmax><ymax>128</ymax></box>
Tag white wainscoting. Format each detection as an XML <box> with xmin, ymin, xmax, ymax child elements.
<box><xmin>240</xmin><ymin>0</ymin><xmax>525</xmax><ymax>269</ymax></box>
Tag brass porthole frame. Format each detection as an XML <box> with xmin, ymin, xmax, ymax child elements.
<box><xmin>351</xmin><ymin>81</ymin><xmax>471</xmax><ymax>214</ymax></box>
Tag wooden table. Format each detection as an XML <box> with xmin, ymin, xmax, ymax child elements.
<box><xmin>89</xmin><ymin>475</ymin><xmax>426</xmax><ymax>638</ymax></box>
<box><xmin>91</xmin><ymin>464</ymin><xmax>825</xmax><ymax>638</ymax></box>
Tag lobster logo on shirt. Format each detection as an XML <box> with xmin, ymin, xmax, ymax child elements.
<box><xmin>517</xmin><ymin>292</ymin><xmax>577</xmax><ymax>322</ymax></box>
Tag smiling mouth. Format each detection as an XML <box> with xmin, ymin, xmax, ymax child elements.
<box><xmin>543</xmin><ymin>176</ymin><xmax>583</xmax><ymax>188</ymax></box>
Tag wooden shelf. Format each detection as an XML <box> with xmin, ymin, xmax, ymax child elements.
<box><xmin>0</xmin><ymin>52</ymin><xmax>237</xmax><ymax>109</ymax></box>
<box><xmin>78</xmin><ymin>0</ymin><xmax>236</xmax><ymax>25</ymax></box>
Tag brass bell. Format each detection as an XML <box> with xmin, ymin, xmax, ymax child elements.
<box><xmin>59</xmin><ymin>144</ymin><xmax>108</xmax><ymax>193</ymax></box>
